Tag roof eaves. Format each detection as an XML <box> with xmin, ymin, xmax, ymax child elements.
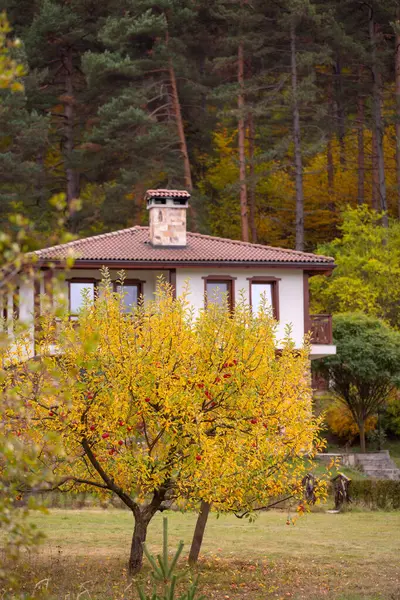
<box><xmin>33</xmin><ymin>257</ymin><xmax>336</xmax><ymax>270</ymax></box>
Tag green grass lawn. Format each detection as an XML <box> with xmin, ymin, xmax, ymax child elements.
<box><xmin>7</xmin><ymin>509</ymin><xmax>400</xmax><ymax>600</ymax></box>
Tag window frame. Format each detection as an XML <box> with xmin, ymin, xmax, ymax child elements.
<box><xmin>247</xmin><ymin>276</ymin><xmax>280</xmax><ymax>320</ymax></box>
<box><xmin>202</xmin><ymin>275</ymin><xmax>236</xmax><ymax>312</ymax></box>
<box><xmin>113</xmin><ymin>279</ymin><xmax>145</xmax><ymax>312</ymax></box>
<box><xmin>67</xmin><ymin>278</ymin><xmax>97</xmax><ymax>318</ymax></box>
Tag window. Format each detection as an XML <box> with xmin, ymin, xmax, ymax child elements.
<box><xmin>203</xmin><ymin>276</ymin><xmax>236</xmax><ymax>310</ymax></box>
<box><xmin>114</xmin><ymin>280</ymin><xmax>143</xmax><ymax>313</ymax></box>
<box><xmin>68</xmin><ymin>280</ymin><xmax>95</xmax><ymax>317</ymax></box>
<box><xmin>248</xmin><ymin>277</ymin><xmax>280</xmax><ymax>320</ymax></box>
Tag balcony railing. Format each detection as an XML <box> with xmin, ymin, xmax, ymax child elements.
<box><xmin>310</xmin><ymin>314</ymin><xmax>333</xmax><ymax>345</ymax></box>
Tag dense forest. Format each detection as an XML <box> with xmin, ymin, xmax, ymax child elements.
<box><xmin>1</xmin><ymin>0</ymin><xmax>400</xmax><ymax>251</ymax></box>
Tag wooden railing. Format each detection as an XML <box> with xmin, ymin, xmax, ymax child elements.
<box><xmin>310</xmin><ymin>314</ymin><xmax>333</xmax><ymax>345</ymax></box>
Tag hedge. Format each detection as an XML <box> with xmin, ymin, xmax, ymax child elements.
<box><xmin>349</xmin><ymin>479</ymin><xmax>400</xmax><ymax>510</ymax></box>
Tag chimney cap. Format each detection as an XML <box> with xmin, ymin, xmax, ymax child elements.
<box><xmin>145</xmin><ymin>189</ymin><xmax>190</xmax><ymax>200</ymax></box>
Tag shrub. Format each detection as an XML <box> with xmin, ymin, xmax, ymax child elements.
<box><xmin>325</xmin><ymin>402</ymin><xmax>377</xmax><ymax>443</ymax></box>
<box><xmin>350</xmin><ymin>479</ymin><xmax>400</xmax><ymax>510</ymax></box>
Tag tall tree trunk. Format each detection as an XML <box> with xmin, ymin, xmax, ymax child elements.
<box><xmin>359</xmin><ymin>421</ymin><xmax>366</xmax><ymax>454</ymax></box>
<box><xmin>188</xmin><ymin>500</ymin><xmax>211</xmax><ymax>566</ymax></box>
<box><xmin>247</xmin><ymin>114</ymin><xmax>257</xmax><ymax>243</ymax></box>
<box><xmin>333</xmin><ymin>59</ymin><xmax>346</xmax><ymax>166</ymax></box>
<box><xmin>369</xmin><ymin>12</ymin><xmax>388</xmax><ymax>226</ymax></box>
<box><xmin>238</xmin><ymin>40</ymin><xmax>249</xmax><ymax>242</ymax></box>
<box><xmin>129</xmin><ymin>512</ymin><xmax>149</xmax><ymax>575</ymax></box>
<box><xmin>290</xmin><ymin>21</ymin><xmax>304</xmax><ymax>251</ymax></box>
<box><xmin>395</xmin><ymin>11</ymin><xmax>400</xmax><ymax>218</ymax></box>
<box><xmin>327</xmin><ymin>139</ymin><xmax>334</xmax><ymax>196</ymax></box>
<box><xmin>372</xmin><ymin>129</ymin><xmax>379</xmax><ymax>210</ymax></box>
<box><xmin>357</xmin><ymin>89</ymin><xmax>365</xmax><ymax>205</ymax></box>
<box><xmin>326</xmin><ymin>80</ymin><xmax>335</xmax><ymax>233</ymax></box>
<box><xmin>64</xmin><ymin>47</ymin><xmax>79</xmax><ymax>213</ymax></box>
<box><xmin>169</xmin><ymin>59</ymin><xmax>193</xmax><ymax>193</ymax></box>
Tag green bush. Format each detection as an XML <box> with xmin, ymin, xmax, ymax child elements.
<box><xmin>350</xmin><ymin>479</ymin><xmax>400</xmax><ymax>510</ymax></box>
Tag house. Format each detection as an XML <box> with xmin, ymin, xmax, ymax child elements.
<box><xmin>3</xmin><ymin>189</ymin><xmax>336</xmax><ymax>359</ymax></box>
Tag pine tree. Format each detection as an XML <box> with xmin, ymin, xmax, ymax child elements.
<box><xmin>0</xmin><ymin>31</ymin><xmax>49</xmax><ymax>229</ymax></box>
<box><xmin>14</xmin><ymin>0</ymin><xmax>119</xmax><ymax>229</ymax></box>
<box><xmin>82</xmin><ymin>0</ymin><xmax>206</xmax><ymax>229</ymax></box>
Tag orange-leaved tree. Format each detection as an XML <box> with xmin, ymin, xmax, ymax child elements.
<box><xmin>11</xmin><ymin>272</ymin><xmax>323</xmax><ymax>574</ymax></box>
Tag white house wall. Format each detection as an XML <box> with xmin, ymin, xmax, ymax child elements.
<box><xmin>15</xmin><ymin>266</ymin><xmax>307</xmax><ymax>352</ymax></box>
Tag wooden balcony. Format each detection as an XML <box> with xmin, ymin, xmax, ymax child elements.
<box><xmin>310</xmin><ymin>314</ymin><xmax>333</xmax><ymax>345</ymax></box>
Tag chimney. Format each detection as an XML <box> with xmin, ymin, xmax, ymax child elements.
<box><xmin>146</xmin><ymin>189</ymin><xmax>190</xmax><ymax>247</ymax></box>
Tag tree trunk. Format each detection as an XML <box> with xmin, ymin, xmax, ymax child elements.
<box><xmin>333</xmin><ymin>59</ymin><xmax>346</xmax><ymax>166</ymax></box>
<box><xmin>188</xmin><ymin>500</ymin><xmax>211</xmax><ymax>566</ymax></box>
<box><xmin>247</xmin><ymin>114</ymin><xmax>257</xmax><ymax>243</ymax></box>
<box><xmin>359</xmin><ymin>421</ymin><xmax>366</xmax><ymax>454</ymax></box>
<box><xmin>372</xmin><ymin>129</ymin><xmax>379</xmax><ymax>210</ymax></box>
<box><xmin>238</xmin><ymin>40</ymin><xmax>249</xmax><ymax>242</ymax></box>
<box><xmin>369</xmin><ymin>12</ymin><xmax>388</xmax><ymax>226</ymax></box>
<box><xmin>169</xmin><ymin>58</ymin><xmax>193</xmax><ymax>194</ymax></box>
<box><xmin>357</xmin><ymin>89</ymin><xmax>365</xmax><ymax>205</ymax></box>
<box><xmin>327</xmin><ymin>139</ymin><xmax>334</xmax><ymax>196</ymax></box>
<box><xmin>290</xmin><ymin>20</ymin><xmax>304</xmax><ymax>252</ymax></box>
<box><xmin>395</xmin><ymin>11</ymin><xmax>400</xmax><ymax>218</ymax></box>
<box><xmin>129</xmin><ymin>513</ymin><xmax>150</xmax><ymax>575</ymax></box>
<box><xmin>64</xmin><ymin>47</ymin><xmax>79</xmax><ymax>214</ymax></box>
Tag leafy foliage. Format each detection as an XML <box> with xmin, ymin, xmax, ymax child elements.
<box><xmin>314</xmin><ymin>313</ymin><xmax>400</xmax><ymax>452</ymax></box>
<box><xmin>310</xmin><ymin>206</ymin><xmax>400</xmax><ymax>327</ymax></box>
<box><xmin>7</xmin><ymin>272</ymin><xmax>324</xmax><ymax>571</ymax></box>
<box><xmin>325</xmin><ymin>401</ymin><xmax>377</xmax><ymax>443</ymax></box>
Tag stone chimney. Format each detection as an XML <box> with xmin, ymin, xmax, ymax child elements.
<box><xmin>145</xmin><ymin>189</ymin><xmax>190</xmax><ymax>247</ymax></box>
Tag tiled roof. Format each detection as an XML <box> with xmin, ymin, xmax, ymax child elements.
<box><xmin>32</xmin><ymin>227</ymin><xmax>334</xmax><ymax>267</ymax></box>
<box><xmin>145</xmin><ymin>189</ymin><xmax>191</xmax><ymax>198</ymax></box>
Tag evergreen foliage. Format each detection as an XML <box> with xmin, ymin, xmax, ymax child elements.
<box><xmin>1</xmin><ymin>1</ymin><xmax>400</xmax><ymax>246</ymax></box>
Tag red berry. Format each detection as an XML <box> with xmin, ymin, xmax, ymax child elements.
<box><xmin>250</xmin><ymin>418</ymin><xmax>257</xmax><ymax>425</ymax></box>
<box><xmin>127</xmin><ymin>426</ymin><xmax>133</xmax><ymax>432</ymax></box>
<box><xmin>205</xmin><ymin>391</ymin><xmax>212</xmax><ymax>400</ymax></box>
<box><xmin>49</xmin><ymin>411</ymin><xmax>54</xmax><ymax>416</ymax></box>
<box><xmin>233</xmin><ymin>359</ymin><xmax>238</xmax><ymax>365</ymax></box>
<box><xmin>215</xmin><ymin>377</ymin><xmax>221</xmax><ymax>383</ymax></box>
<box><xmin>109</xmin><ymin>449</ymin><xmax>115</xmax><ymax>456</ymax></box>
<box><xmin>102</xmin><ymin>432</ymin><xmax>110</xmax><ymax>439</ymax></box>
<box><xmin>195</xmin><ymin>455</ymin><xmax>202</xmax><ymax>461</ymax></box>
<box><xmin>118</xmin><ymin>420</ymin><xmax>124</xmax><ymax>426</ymax></box>
<box><xmin>118</xmin><ymin>440</ymin><xmax>124</xmax><ymax>446</ymax></box>
<box><xmin>263</xmin><ymin>423</ymin><xmax>268</xmax><ymax>428</ymax></box>
<box><xmin>90</xmin><ymin>425</ymin><xmax>96</xmax><ymax>431</ymax></box>
<box><xmin>87</xmin><ymin>393</ymin><xmax>94</xmax><ymax>400</ymax></box>
<box><xmin>223</xmin><ymin>373</ymin><xmax>231</xmax><ymax>379</ymax></box>
<box><xmin>252</xmin><ymin>442</ymin><xmax>257</xmax><ymax>448</ymax></box>
<box><xmin>144</xmin><ymin>398</ymin><xmax>151</xmax><ymax>403</ymax></box>
<box><xmin>210</xmin><ymin>401</ymin><xmax>217</xmax><ymax>408</ymax></box>
<box><xmin>197</xmin><ymin>383</ymin><xmax>205</xmax><ymax>389</ymax></box>
<box><xmin>223</xmin><ymin>363</ymin><xmax>228</xmax><ymax>369</ymax></box>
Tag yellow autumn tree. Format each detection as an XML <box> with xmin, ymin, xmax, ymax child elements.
<box><xmin>9</xmin><ymin>272</ymin><xmax>323</xmax><ymax>574</ymax></box>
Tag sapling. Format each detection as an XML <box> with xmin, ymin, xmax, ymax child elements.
<box><xmin>136</xmin><ymin>518</ymin><xmax>204</xmax><ymax>600</ymax></box>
